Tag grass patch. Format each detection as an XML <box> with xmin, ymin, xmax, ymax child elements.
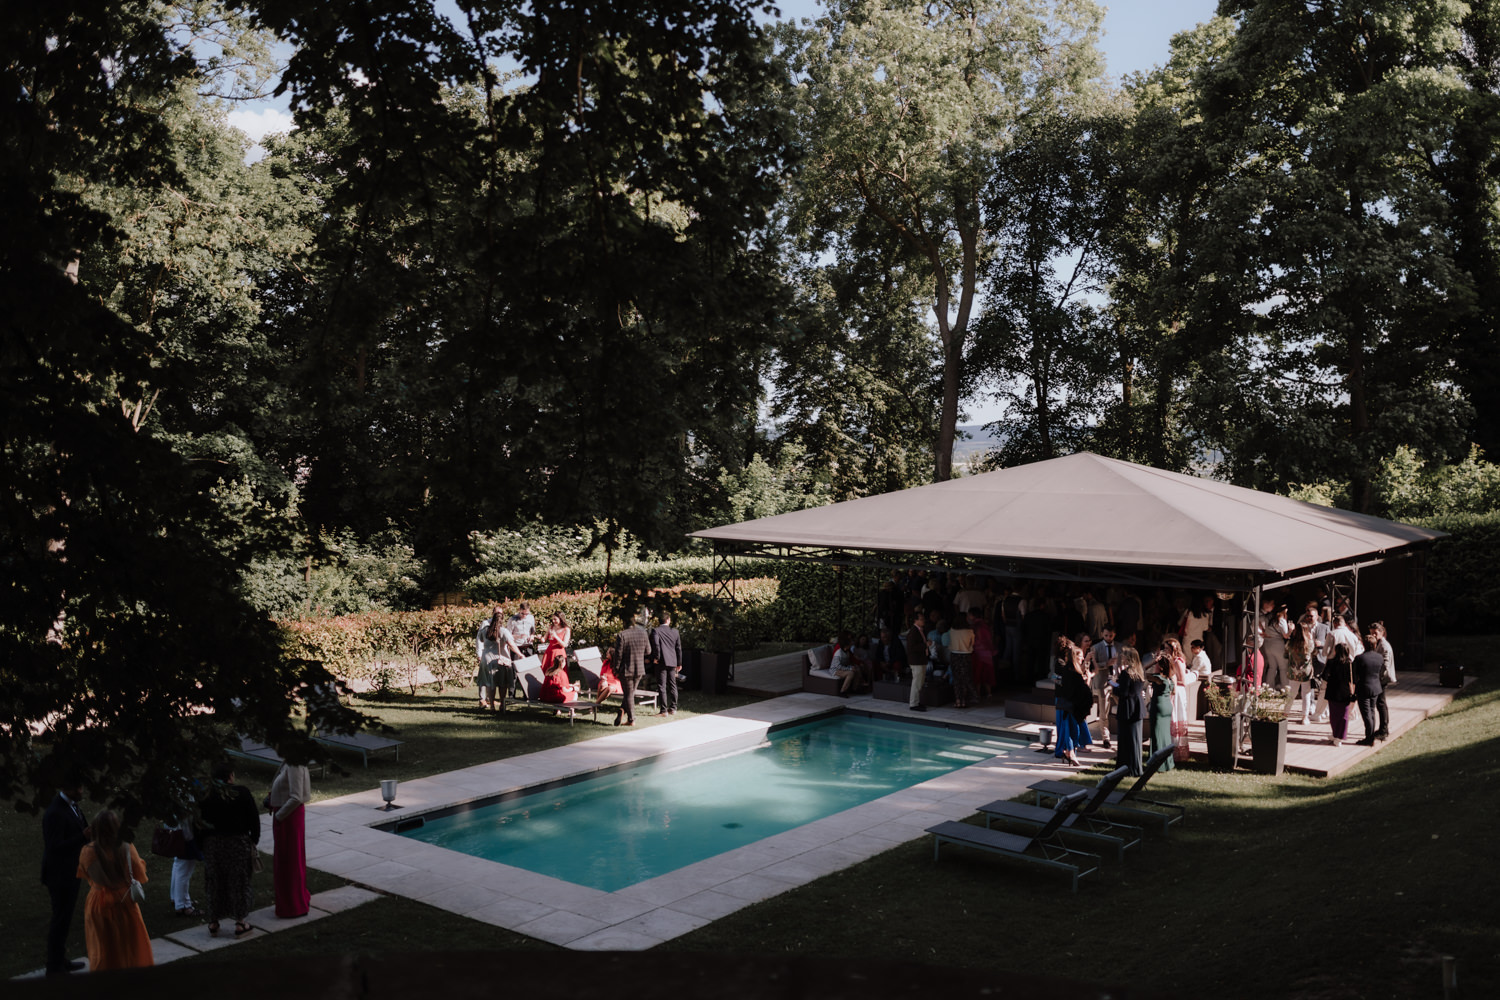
<box><xmin>0</xmin><ymin>683</ymin><xmax>764</xmax><ymax>978</ymax></box>
<box><xmin>670</xmin><ymin>674</ymin><xmax>1500</xmax><ymax>997</ymax></box>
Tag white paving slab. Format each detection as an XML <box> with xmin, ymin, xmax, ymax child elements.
<box><xmin>292</xmin><ymin>695</ymin><xmax>1055</xmax><ymax>952</ymax></box>
<box><xmin>247</xmin><ymin>902</ymin><xmax>333</xmax><ymax>934</ymax></box>
<box><xmin>148</xmin><ymin>937</ymin><xmax>199</xmax><ymax>966</ymax></box>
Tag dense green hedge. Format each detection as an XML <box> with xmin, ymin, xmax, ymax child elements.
<box><xmin>279</xmin><ymin>579</ymin><xmax>780</xmax><ymax>691</ymax></box>
<box><xmin>772</xmin><ymin>561</ymin><xmax>888</xmax><ymax>642</ymax></box>
<box><xmin>461</xmin><ymin>555</ymin><xmax>784</xmax><ymax>603</ymax></box>
<box><xmin>1418</xmin><ymin>511</ymin><xmax>1500</xmax><ymax>634</ymax></box>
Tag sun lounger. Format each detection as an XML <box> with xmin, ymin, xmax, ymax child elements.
<box><xmin>574</xmin><ymin>647</ymin><xmax>661</xmax><ymax>715</ymax></box>
<box><xmin>978</xmin><ymin>766</ymin><xmax>1142</xmax><ymax>861</ymax></box>
<box><xmin>515</xmin><ymin>658</ymin><xmax>598</xmax><ymax>725</ymax></box>
<box><xmin>312</xmin><ymin>729</ymin><xmax>403</xmax><ymax>767</ymax></box>
<box><xmin>227</xmin><ymin>736</ymin><xmax>324</xmax><ymax>776</ymax></box>
<box><xmin>927</xmin><ymin>789</ymin><xmax>1100</xmax><ymax>892</ymax></box>
<box><xmin>1027</xmin><ymin>744</ymin><xmax>1185</xmax><ymax>833</ymax></box>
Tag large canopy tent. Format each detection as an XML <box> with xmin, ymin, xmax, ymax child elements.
<box><xmin>692</xmin><ymin>453</ymin><xmax>1445</xmax><ymax>665</ymax></box>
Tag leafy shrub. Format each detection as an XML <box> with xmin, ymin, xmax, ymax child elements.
<box><xmin>1418</xmin><ymin>511</ymin><xmax>1500</xmax><ymax>634</ymax></box>
<box><xmin>769</xmin><ymin>561</ymin><xmax>887</xmax><ymax>642</ymax></box>
<box><xmin>461</xmin><ymin>555</ymin><xmax>783</xmax><ymax>603</ymax></box>
<box><xmin>276</xmin><ymin>578</ymin><xmax>781</xmax><ymax>689</ymax></box>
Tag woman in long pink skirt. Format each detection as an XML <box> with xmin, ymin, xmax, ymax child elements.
<box><xmin>267</xmin><ymin>762</ymin><xmax>311</xmax><ymax>917</ymax></box>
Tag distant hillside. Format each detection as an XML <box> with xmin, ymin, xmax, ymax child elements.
<box><xmin>953</xmin><ymin>424</ymin><xmax>1008</xmax><ymax>467</ymax></box>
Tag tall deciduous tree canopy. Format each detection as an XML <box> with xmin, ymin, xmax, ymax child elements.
<box><xmin>2</xmin><ymin>0</ymin><xmax>793</xmax><ymax>816</ymax></box>
<box><xmin>774</xmin><ymin>0</ymin><xmax>1105</xmax><ymax>481</ymax></box>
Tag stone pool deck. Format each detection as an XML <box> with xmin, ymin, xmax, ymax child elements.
<box><xmin>291</xmin><ymin>692</ymin><xmax>1073</xmax><ymax>951</ymax></box>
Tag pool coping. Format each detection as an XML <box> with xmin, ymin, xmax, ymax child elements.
<box><xmin>276</xmin><ymin>693</ymin><xmax>1083</xmax><ymax>950</ymax></box>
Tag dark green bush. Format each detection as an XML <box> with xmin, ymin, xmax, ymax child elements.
<box><xmin>770</xmin><ymin>561</ymin><xmax>887</xmax><ymax>642</ymax></box>
<box><xmin>1418</xmin><ymin>511</ymin><xmax>1500</xmax><ymax>634</ymax></box>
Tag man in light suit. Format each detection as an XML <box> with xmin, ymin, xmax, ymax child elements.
<box><xmin>612</xmin><ymin>610</ymin><xmax>651</xmax><ymax>727</ymax></box>
<box><xmin>41</xmin><ymin>779</ymin><xmax>90</xmax><ymax>975</ymax></box>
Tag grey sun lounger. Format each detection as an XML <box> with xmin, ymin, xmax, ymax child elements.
<box><xmin>927</xmin><ymin>788</ymin><xmax>1100</xmax><ymax>892</ymax></box>
<box><xmin>312</xmin><ymin>729</ymin><xmax>403</xmax><ymax>767</ymax></box>
<box><xmin>978</xmin><ymin>766</ymin><xmax>1142</xmax><ymax>861</ymax></box>
<box><xmin>515</xmin><ymin>658</ymin><xmax>598</xmax><ymax>725</ymax></box>
<box><xmin>1027</xmin><ymin>744</ymin><xmax>1186</xmax><ymax>834</ymax></box>
<box><xmin>227</xmin><ymin>736</ymin><xmax>324</xmax><ymax>776</ymax></box>
<box><xmin>574</xmin><ymin>647</ymin><xmax>661</xmax><ymax>715</ymax></box>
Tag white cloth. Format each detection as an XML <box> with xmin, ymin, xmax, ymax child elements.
<box><xmin>269</xmin><ymin>764</ymin><xmax>311</xmax><ymax>822</ymax></box>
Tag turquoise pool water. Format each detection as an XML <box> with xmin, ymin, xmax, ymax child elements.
<box><xmin>393</xmin><ymin>714</ymin><xmax>1022</xmax><ymax>892</ymax></box>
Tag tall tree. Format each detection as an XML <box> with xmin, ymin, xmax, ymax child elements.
<box><xmin>243</xmin><ymin>0</ymin><xmax>796</xmax><ymax>564</ymax></box>
<box><xmin>970</xmin><ymin>110</ymin><xmax>1125</xmax><ymax>465</ymax></box>
<box><xmin>1096</xmin><ymin>17</ymin><xmax>1239</xmax><ymax>471</ymax></box>
<box><xmin>776</xmin><ymin>0</ymin><xmax>1104</xmax><ymax>481</ymax></box>
<box><xmin>1</xmin><ymin>1</ymin><xmax>362</xmax><ymax>820</ymax></box>
<box><xmin>1194</xmin><ymin>0</ymin><xmax>1473</xmax><ymax>507</ymax></box>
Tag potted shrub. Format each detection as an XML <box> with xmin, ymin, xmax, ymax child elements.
<box><xmin>1202</xmin><ymin>680</ymin><xmax>1246</xmax><ymax>771</ymax></box>
<box><xmin>1246</xmin><ymin>686</ymin><xmax>1293</xmax><ymax>776</ymax></box>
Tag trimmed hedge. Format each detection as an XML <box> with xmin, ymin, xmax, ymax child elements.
<box><xmin>772</xmin><ymin>561</ymin><xmax>888</xmax><ymax>642</ymax></box>
<box><xmin>278</xmin><ymin>578</ymin><xmax>779</xmax><ymax>691</ymax></box>
<box><xmin>1418</xmin><ymin>511</ymin><xmax>1500</xmax><ymax>634</ymax></box>
<box><xmin>461</xmin><ymin>555</ymin><xmax>784</xmax><ymax>603</ymax></box>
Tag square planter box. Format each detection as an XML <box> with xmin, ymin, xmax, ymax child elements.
<box><xmin>920</xmin><ymin>679</ymin><xmax>953</xmax><ymax>707</ymax></box>
<box><xmin>1203</xmin><ymin>714</ymin><xmax>1243</xmax><ymax>771</ymax></box>
<box><xmin>872</xmin><ymin>680</ymin><xmax>908</xmax><ymax>702</ymax></box>
<box><xmin>1249</xmin><ymin>718</ymin><xmax>1287</xmax><ymax>776</ymax></box>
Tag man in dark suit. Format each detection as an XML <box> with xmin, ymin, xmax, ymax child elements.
<box><xmin>612</xmin><ymin>610</ymin><xmax>651</xmax><ymax>727</ymax></box>
<box><xmin>649</xmin><ymin>611</ymin><xmax>682</xmax><ymax>716</ymax></box>
<box><xmin>1352</xmin><ymin>628</ymin><xmax>1386</xmax><ymax>746</ymax></box>
<box><xmin>41</xmin><ymin>779</ymin><xmax>90</xmax><ymax>974</ymax></box>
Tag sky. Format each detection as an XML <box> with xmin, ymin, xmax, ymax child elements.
<box><xmin>223</xmin><ymin>1</ymin><xmax>1222</xmax><ymax>426</ymax></box>
<box><xmin>227</xmin><ymin>1</ymin><xmax>1221</xmax><ymax>146</ymax></box>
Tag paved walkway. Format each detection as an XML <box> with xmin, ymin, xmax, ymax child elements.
<box><xmin>14</xmin><ymin>885</ymin><xmax>380</xmax><ymax>980</ymax></box>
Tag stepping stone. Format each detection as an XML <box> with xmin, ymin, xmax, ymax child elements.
<box><xmin>148</xmin><ymin>936</ymin><xmax>200</xmax><ymax>965</ymax></box>
<box><xmin>166</xmin><ymin>923</ymin><xmax>262</xmax><ymax>952</ymax></box>
<box><xmin>247</xmin><ymin>902</ymin><xmax>333</xmax><ymax>934</ymax></box>
<box><xmin>310</xmin><ymin>884</ymin><xmax>382</xmax><ymax>913</ymax></box>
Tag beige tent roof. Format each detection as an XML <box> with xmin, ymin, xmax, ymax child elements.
<box><xmin>692</xmin><ymin>453</ymin><xmax>1441</xmax><ymax>584</ymax></box>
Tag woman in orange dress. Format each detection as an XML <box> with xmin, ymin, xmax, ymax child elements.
<box><xmin>76</xmin><ymin>810</ymin><xmax>153</xmax><ymax>970</ymax></box>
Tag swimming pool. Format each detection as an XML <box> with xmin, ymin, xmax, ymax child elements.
<box><xmin>387</xmin><ymin>714</ymin><xmax>1024</xmax><ymax>892</ymax></box>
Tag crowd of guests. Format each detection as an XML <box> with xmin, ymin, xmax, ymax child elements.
<box><xmin>474</xmin><ymin>603</ymin><xmax>685</xmax><ymax>724</ymax></box>
<box><xmin>859</xmin><ymin>571</ymin><xmax>1398</xmax><ymax>758</ymax></box>
<box><xmin>40</xmin><ymin>758</ymin><xmax>313</xmax><ymax>975</ymax></box>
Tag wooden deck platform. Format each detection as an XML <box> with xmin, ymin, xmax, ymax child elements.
<box><xmin>1172</xmin><ymin>669</ymin><xmax>1465</xmax><ymax>777</ymax></box>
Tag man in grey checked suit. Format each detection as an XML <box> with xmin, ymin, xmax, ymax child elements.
<box><xmin>611</xmin><ymin>609</ymin><xmax>651</xmax><ymax>727</ymax></box>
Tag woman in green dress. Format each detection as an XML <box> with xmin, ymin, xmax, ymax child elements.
<box><xmin>1147</xmin><ymin>658</ymin><xmax>1176</xmax><ymax>771</ymax></box>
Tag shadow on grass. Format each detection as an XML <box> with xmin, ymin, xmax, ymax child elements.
<box><xmin>667</xmin><ymin>674</ymin><xmax>1500</xmax><ymax>998</ymax></box>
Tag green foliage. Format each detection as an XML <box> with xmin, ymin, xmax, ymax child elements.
<box><xmin>470</xmin><ymin>521</ymin><xmax>618</xmax><ymax>575</ymax></box>
<box><xmin>279</xmin><ymin>578</ymin><xmax>781</xmax><ymax>687</ymax></box>
<box><xmin>768</xmin><ymin>561</ymin><xmax>887</xmax><ymax>642</ymax></box>
<box><xmin>775</xmin><ymin>0</ymin><xmax>1106</xmax><ymax>480</ymax></box>
<box><xmin>1290</xmin><ymin>445</ymin><xmax>1500</xmax><ymax>522</ymax></box>
<box><xmin>713</xmin><ymin>444</ymin><xmax>835</xmax><ymax>523</ymax></box>
<box><xmin>1419</xmin><ymin>511</ymin><xmax>1500</xmax><ymax>633</ymax></box>
<box><xmin>462</xmin><ymin>555</ymin><xmax>784</xmax><ymax>604</ymax></box>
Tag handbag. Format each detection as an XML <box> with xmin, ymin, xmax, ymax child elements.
<box><xmin>128</xmin><ymin>875</ymin><xmax>146</xmax><ymax>905</ymax></box>
<box><xmin>151</xmin><ymin>824</ymin><xmax>187</xmax><ymax>859</ymax></box>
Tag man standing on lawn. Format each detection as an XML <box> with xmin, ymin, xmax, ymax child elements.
<box><xmin>41</xmin><ymin>777</ymin><xmax>90</xmax><ymax>975</ymax></box>
<box><xmin>612</xmin><ymin>609</ymin><xmax>651</xmax><ymax>727</ymax></box>
<box><xmin>649</xmin><ymin>610</ymin><xmax>682</xmax><ymax>716</ymax></box>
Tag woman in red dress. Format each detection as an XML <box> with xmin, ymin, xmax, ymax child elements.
<box><xmin>539</xmin><ymin>612</ymin><xmax>571</xmax><ymax>674</ymax></box>
<box><xmin>968</xmin><ymin>609</ymin><xmax>996</xmax><ymax>700</ymax></box>
<box><xmin>539</xmin><ymin>614</ymin><xmax>580</xmax><ymax>704</ymax></box>
<box><xmin>594</xmin><ymin>647</ymin><xmax>624</xmax><ymax>705</ymax></box>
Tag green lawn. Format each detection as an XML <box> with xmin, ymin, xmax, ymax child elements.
<box><xmin>6</xmin><ymin>642</ymin><xmax>1494</xmax><ymax>996</ymax></box>
<box><xmin>0</xmin><ymin>684</ymin><xmax>762</xmax><ymax>978</ymax></box>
